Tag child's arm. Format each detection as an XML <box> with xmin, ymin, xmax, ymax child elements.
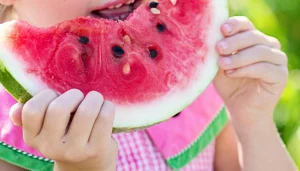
<box><xmin>213</xmin><ymin>16</ymin><xmax>298</xmax><ymax>171</ymax></box>
<box><xmin>214</xmin><ymin>120</ymin><xmax>297</xmax><ymax>171</ymax></box>
<box><xmin>214</xmin><ymin>122</ymin><xmax>240</xmax><ymax>171</ymax></box>
<box><xmin>10</xmin><ymin>89</ymin><xmax>118</xmax><ymax>171</ymax></box>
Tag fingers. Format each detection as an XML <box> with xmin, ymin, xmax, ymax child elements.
<box><xmin>40</xmin><ymin>89</ymin><xmax>84</xmax><ymax>140</ymax></box>
<box><xmin>9</xmin><ymin>103</ymin><xmax>24</xmax><ymax>126</ymax></box>
<box><xmin>218</xmin><ymin>44</ymin><xmax>288</xmax><ymax>84</ymax></box>
<box><xmin>64</xmin><ymin>91</ymin><xmax>104</xmax><ymax>147</ymax></box>
<box><xmin>216</xmin><ymin>16</ymin><xmax>287</xmax><ymax>85</ymax></box>
<box><xmin>218</xmin><ymin>45</ymin><xmax>288</xmax><ymax>70</ymax></box>
<box><xmin>22</xmin><ymin>89</ymin><xmax>58</xmax><ymax>145</ymax></box>
<box><xmin>88</xmin><ymin>101</ymin><xmax>115</xmax><ymax>150</ymax></box>
<box><xmin>20</xmin><ymin>89</ymin><xmax>117</xmax><ymax>163</ymax></box>
<box><xmin>218</xmin><ymin>16</ymin><xmax>281</xmax><ymax>56</ymax></box>
<box><xmin>226</xmin><ymin>62</ymin><xmax>288</xmax><ymax>84</ymax></box>
<box><xmin>217</xmin><ymin>30</ymin><xmax>281</xmax><ymax>56</ymax></box>
<box><xmin>221</xmin><ymin>16</ymin><xmax>255</xmax><ymax>37</ymax></box>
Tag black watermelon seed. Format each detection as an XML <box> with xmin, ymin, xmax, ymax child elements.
<box><xmin>156</xmin><ymin>23</ymin><xmax>166</xmax><ymax>32</ymax></box>
<box><xmin>173</xmin><ymin>112</ymin><xmax>181</xmax><ymax>118</ymax></box>
<box><xmin>79</xmin><ymin>36</ymin><xmax>89</xmax><ymax>44</ymax></box>
<box><xmin>112</xmin><ymin>45</ymin><xmax>125</xmax><ymax>58</ymax></box>
<box><xmin>149</xmin><ymin>2</ymin><xmax>159</xmax><ymax>8</ymax></box>
<box><xmin>149</xmin><ymin>49</ymin><xmax>158</xmax><ymax>59</ymax></box>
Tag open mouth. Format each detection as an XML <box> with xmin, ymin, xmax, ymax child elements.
<box><xmin>91</xmin><ymin>0</ymin><xmax>143</xmax><ymax>21</ymax></box>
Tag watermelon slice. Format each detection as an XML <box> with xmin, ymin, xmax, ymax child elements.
<box><xmin>0</xmin><ymin>0</ymin><xmax>228</xmax><ymax>131</ymax></box>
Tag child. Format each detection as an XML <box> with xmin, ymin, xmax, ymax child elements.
<box><xmin>0</xmin><ymin>0</ymin><xmax>298</xmax><ymax>171</ymax></box>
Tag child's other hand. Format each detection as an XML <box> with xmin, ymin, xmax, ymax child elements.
<box><xmin>214</xmin><ymin>16</ymin><xmax>288</xmax><ymax>125</ymax></box>
<box><xmin>9</xmin><ymin>89</ymin><xmax>117</xmax><ymax>171</ymax></box>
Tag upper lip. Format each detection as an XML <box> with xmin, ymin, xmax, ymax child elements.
<box><xmin>91</xmin><ymin>0</ymin><xmax>134</xmax><ymax>11</ymax></box>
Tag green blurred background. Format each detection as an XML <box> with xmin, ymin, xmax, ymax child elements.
<box><xmin>229</xmin><ymin>0</ymin><xmax>300</xmax><ymax>168</ymax></box>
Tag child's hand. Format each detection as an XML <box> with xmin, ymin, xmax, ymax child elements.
<box><xmin>10</xmin><ymin>89</ymin><xmax>117</xmax><ymax>171</ymax></box>
<box><xmin>214</xmin><ymin>16</ymin><xmax>288</xmax><ymax>126</ymax></box>
<box><xmin>213</xmin><ymin>17</ymin><xmax>299</xmax><ymax>171</ymax></box>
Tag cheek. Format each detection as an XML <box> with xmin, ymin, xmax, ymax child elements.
<box><xmin>15</xmin><ymin>0</ymin><xmax>89</xmax><ymax>27</ymax></box>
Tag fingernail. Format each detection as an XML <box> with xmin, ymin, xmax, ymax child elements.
<box><xmin>218</xmin><ymin>41</ymin><xmax>229</xmax><ymax>51</ymax></box>
<box><xmin>222</xmin><ymin>57</ymin><xmax>231</xmax><ymax>65</ymax></box>
<box><xmin>223</xmin><ymin>24</ymin><xmax>232</xmax><ymax>33</ymax></box>
<box><xmin>102</xmin><ymin>101</ymin><xmax>116</xmax><ymax>116</ymax></box>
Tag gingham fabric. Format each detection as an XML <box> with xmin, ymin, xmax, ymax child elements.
<box><xmin>114</xmin><ymin>130</ymin><xmax>215</xmax><ymax>171</ymax></box>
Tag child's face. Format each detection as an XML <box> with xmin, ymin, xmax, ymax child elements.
<box><xmin>14</xmin><ymin>0</ymin><xmax>135</xmax><ymax>27</ymax></box>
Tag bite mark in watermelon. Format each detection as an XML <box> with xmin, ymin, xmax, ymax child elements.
<box><xmin>0</xmin><ymin>0</ymin><xmax>228</xmax><ymax>131</ymax></box>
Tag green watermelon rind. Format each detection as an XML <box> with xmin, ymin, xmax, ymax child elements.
<box><xmin>0</xmin><ymin>60</ymin><xmax>32</xmax><ymax>103</ymax></box>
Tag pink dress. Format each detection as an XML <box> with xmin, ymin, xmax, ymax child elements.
<box><xmin>0</xmin><ymin>84</ymin><xmax>227</xmax><ymax>171</ymax></box>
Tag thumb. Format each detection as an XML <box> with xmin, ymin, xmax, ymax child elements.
<box><xmin>9</xmin><ymin>103</ymin><xmax>24</xmax><ymax>126</ymax></box>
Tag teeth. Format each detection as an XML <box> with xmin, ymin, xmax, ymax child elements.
<box><xmin>107</xmin><ymin>0</ymin><xmax>135</xmax><ymax>9</ymax></box>
<box><xmin>115</xmin><ymin>3</ymin><xmax>123</xmax><ymax>8</ymax></box>
<box><xmin>97</xmin><ymin>0</ymin><xmax>136</xmax><ymax>21</ymax></box>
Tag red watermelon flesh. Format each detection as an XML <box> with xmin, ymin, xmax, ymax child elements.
<box><xmin>0</xmin><ymin>0</ymin><xmax>228</xmax><ymax>130</ymax></box>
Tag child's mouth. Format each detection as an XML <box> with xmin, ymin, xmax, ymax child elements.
<box><xmin>91</xmin><ymin>0</ymin><xmax>142</xmax><ymax>21</ymax></box>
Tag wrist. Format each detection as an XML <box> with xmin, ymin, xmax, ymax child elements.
<box><xmin>229</xmin><ymin>110</ymin><xmax>298</xmax><ymax>171</ymax></box>
<box><xmin>229</xmin><ymin>109</ymin><xmax>277</xmax><ymax>143</ymax></box>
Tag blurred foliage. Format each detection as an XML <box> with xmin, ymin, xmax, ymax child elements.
<box><xmin>229</xmin><ymin>0</ymin><xmax>300</xmax><ymax>168</ymax></box>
